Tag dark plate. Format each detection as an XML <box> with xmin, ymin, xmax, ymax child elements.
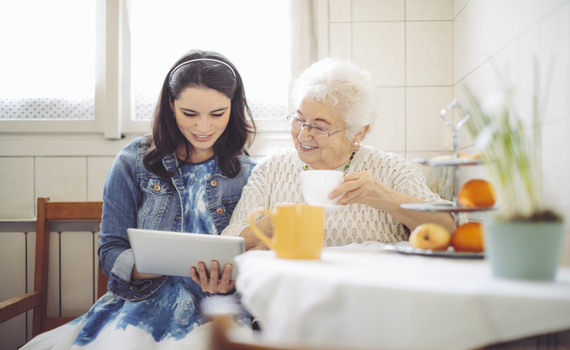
<box><xmin>400</xmin><ymin>202</ymin><xmax>498</xmax><ymax>213</ymax></box>
<box><xmin>385</xmin><ymin>242</ymin><xmax>484</xmax><ymax>259</ymax></box>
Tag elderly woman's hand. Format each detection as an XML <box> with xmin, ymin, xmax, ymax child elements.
<box><xmin>329</xmin><ymin>170</ymin><xmax>397</xmax><ymax>211</ymax></box>
<box><xmin>241</xmin><ymin>214</ymin><xmax>273</xmax><ymax>251</ymax></box>
<box><xmin>329</xmin><ymin>170</ymin><xmax>455</xmax><ymax>232</ymax></box>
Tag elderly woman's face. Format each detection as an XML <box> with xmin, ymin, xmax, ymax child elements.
<box><xmin>292</xmin><ymin>99</ymin><xmax>355</xmax><ymax>170</ymax></box>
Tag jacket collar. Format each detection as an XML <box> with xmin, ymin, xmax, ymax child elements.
<box><xmin>162</xmin><ymin>152</ymin><xmax>225</xmax><ymax>178</ymax></box>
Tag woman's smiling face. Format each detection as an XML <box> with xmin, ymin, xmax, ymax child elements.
<box><xmin>171</xmin><ymin>87</ymin><xmax>231</xmax><ymax>162</ymax></box>
<box><xmin>292</xmin><ymin>99</ymin><xmax>356</xmax><ymax>170</ymax></box>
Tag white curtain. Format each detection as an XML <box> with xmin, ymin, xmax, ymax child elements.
<box><xmin>288</xmin><ymin>0</ymin><xmax>318</xmax><ymax>112</ymax></box>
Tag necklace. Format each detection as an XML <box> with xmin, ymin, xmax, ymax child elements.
<box><xmin>303</xmin><ymin>148</ymin><xmax>357</xmax><ymax>176</ymax></box>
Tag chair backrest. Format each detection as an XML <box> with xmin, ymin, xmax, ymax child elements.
<box><xmin>33</xmin><ymin>197</ymin><xmax>108</xmax><ymax>336</ymax></box>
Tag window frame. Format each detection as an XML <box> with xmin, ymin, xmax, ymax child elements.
<box><xmin>0</xmin><ymin>0</ymin><xmax>144</xmax><ymax>138</ymax></box>
<box><xmin>0</xmin><ymin>0</ymin><xmax>323</xmax><ymax>160</ymax></box>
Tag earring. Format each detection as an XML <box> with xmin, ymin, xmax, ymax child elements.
<box><xmin>172</xmin><ymin>112</ymin><xmax>176</xmax><ymax>119</ymax></box>
<box><xmin>353</xmin><ymin>140</ymin><xmax>359</xmax><ymax>146</ymax></box>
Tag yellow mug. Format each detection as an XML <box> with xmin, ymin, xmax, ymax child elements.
<box><xmin>249</xmin><ymin>204</ymin><xmax>324</xmax><ymax>259</ymax></box>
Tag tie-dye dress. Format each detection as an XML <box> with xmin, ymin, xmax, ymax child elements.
<box><xmin>21</xmin><ymin>158</ymin><xmax>251</xmax><ymax>350</ymax></box>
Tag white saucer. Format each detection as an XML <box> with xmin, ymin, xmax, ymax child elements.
<box><xmin>322</xmin><ymin>204</ymin><xmax>345</xmax><ymax>213</ymax></box>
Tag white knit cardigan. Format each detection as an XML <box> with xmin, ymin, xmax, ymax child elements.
<box><xmin>222</xmin><ymin>146</ymin><xmax>464</xmax><ymax>247</ymax></box>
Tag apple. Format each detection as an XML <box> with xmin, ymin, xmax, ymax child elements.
<box><xmin>409</xmin><ymin>223</ymin><xmax>451</xmax><ymax>251</ymax></box>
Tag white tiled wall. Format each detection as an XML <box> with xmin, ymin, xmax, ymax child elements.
<box><xmin>0</xmin><ymin>156</ymin><xmax>115</xmax><ymax>219</ymax></box>
<box><xmin>406</xmin><ymin>21</ymin><xmax>453</xmax><ymax>86</ymax></box>
<box><xmin>406</xmin><ymin>87</ymin><xmax>454</xmax><ymax>151</ymax></box>
<box><xmin>328</xmin><ymin>0</ymin><xmax>455</xmax><ymax>155</ymax></box>
<box><xmin>353</xmin><ymin>22</ymin><xmax>407</xmax><ymax>87</ymax></box>
<box><xmin>367</xmin><ymin>88</ymin><xmax>406</xmax><ymax>151</ymax></box>
<box><xmin>87</xmin><ymin>157</ymin><xmax>117</xmax><ymax>201</ymax></box>
<box><xmin>326</xmin><ymin>0</ymin><xmax>570</xmax><ymax>266</ymax></box>
<box><xmin>327</xmin><ymin>0</ymin><xmax>456</xmax><ymax>199</ymax></box>
<box><xmin>407</xmin><ymin>0</ymin><xmax>453</xmax><ymax>20</ymax></box>
<box><xmin>453</xmin><ymin>0</ymin><xmax>570</xmax><ymax>265</ymax></box>
<box><xmin>35</xmin><ymin>157</ymin><xmax>88</xmax><ymax>203</ymax></box>
<box><xmin>352</xmin><ymin>0</ymin><xmax>405</xmax><ymax>21</ymax></box>
<box><xmin>0</xmin><ymin>158</ymin><xmax>35</xmax><ymax>219</ymax></box>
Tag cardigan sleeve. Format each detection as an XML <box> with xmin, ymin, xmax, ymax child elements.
<box><xmin>221</xmin><ymin>160</ymin><xmax>270</xmax><ymax>237</ymax></box>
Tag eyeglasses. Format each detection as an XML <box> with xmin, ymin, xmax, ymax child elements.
<box><xmin>286</xmin><ymin>114</ymin><xmax>349</xmax><ymax>138</ymax></box>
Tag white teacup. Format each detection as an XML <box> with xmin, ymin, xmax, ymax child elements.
<box><xmin>300</xmin><ymin>170</ymin><xmax>344</xmax><ymax>206</ymax></box>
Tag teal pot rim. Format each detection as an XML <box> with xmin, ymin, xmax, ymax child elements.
<box><xmin>484</xmin><ymin>220</ymin><xmax>565</xmax><ymax>229</ymax></box>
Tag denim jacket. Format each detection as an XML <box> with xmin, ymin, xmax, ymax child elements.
<box><xmin>98</xmin><ymin>135</ymin><xmax>256</xmax><ymax>301</ymax></box>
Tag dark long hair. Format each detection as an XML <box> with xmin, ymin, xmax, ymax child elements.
<box><xmin>143</xmin><ymin>49</ymin><xmax>256</xmax><ymax>178</ymax></box>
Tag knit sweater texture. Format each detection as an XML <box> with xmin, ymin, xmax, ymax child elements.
<box><xmin>222</xmin><ymin>146</ymin><xmax>464</xmax><ymax>246</ymax></box>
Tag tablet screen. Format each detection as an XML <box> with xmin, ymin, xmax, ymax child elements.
<box><xmin>127</xmin><ymin>228</ymin><xmax>245</xmax><ymax>280</ymax></box>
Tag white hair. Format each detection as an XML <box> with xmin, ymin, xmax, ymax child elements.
<box><xmin>290</xmin><ymin>58</ymin><xmax>376</xmax><ymax>139</ymax></box>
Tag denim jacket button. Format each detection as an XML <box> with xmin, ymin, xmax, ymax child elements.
<box><xmin>154</xmin><ymin>181</ymin><xmax>161</xmax><ymax>191</ymax></box>
<box><xmin>210</xmin><ymin>180</ymin><xmax>217</xmax><ymax>187</ymax></box>
<box><xmin>216</xmin><ymin>208</ymin><xmax>223</xmax><ymax>214</ymax></box>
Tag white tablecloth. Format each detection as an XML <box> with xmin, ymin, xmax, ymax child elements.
<box><xmin>234</xmin><ymin>243</ymin><xmax>570</xmax><ymax>350</ymax></box>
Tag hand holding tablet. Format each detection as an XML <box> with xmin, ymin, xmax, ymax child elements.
<box><xmin>190</xmin><ymin>260</ymin><xmax>236</xmax><ymax>294</ymax></box>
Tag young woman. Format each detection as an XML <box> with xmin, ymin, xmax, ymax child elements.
<box><xmin>22</xmin><ymin>49</ymin><xmax>257</xmax><ymax>349</ymax></box>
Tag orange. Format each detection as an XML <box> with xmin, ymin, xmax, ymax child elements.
<box><xmin>451</xmin><ymin>222</ymin><xmax>485</xmax><ymax>253</ymax></box>
<box><xmin>457</xmin><ymin>151</ymin><xmax>469</xmax><ymax>158</ymax></box>
<box><xmin>458</xmin><ymin>179</ymin><xmax>496</xmax><ymax>208</ymax></box>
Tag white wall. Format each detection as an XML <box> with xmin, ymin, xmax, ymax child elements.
<box><xmin>321</xmin><ymin>0</ymin><xmax>570</xmax><ymax>266</ymax></box>
<box><xmin>452</xmin><ymin>0</ymin><xmax>570</xmax><ymax>265</ymax></box>
<box><xmin>326</xmin><ymin>0</ymin><xmax>456</xmax><ymax>181</ymax></box>
<box><xmin>0</xmin><ymin>155</ymin><xmax>116</xmax><ymax>219</ymax></box>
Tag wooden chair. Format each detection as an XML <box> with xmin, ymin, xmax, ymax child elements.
<box><xmin>0</xmin><ymin>197</ymin><xmax>108</xmax><ymax>337</ymax></box>
<box><xmin>209</xmin><ymin>314</ymin><xmax>386</xmax><ymax>350</ymax></box>
<box><xmin>206</xmin><ymin>301</ymin><xmax>379</xmax><ymax>350</ymax></box>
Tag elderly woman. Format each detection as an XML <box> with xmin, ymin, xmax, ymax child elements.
<box><xmin>223</xmin><ymin>58</ymin><xmax>460</xmax><ymax>249</ymax></box>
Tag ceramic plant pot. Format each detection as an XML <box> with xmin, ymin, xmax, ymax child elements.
<box><xmin>484</xmin><ymin>221</ymin><xmax>565</xmax><ymax>281</ymax></box>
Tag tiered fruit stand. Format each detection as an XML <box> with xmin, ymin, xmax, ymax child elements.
<box><xmin>391</xmin><ymin>99</ymin><xmax>495</xmax><ymax>258</ymax></box>
<box><xmin>400</xmin><ymin>99</ymin><xmax>497</xmax><ymax>229</ymax></box>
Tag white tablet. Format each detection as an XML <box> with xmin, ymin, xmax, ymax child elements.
<box><xmin>127</xmin><ymin>228</ymin><xmax>245</xmax><ymax>280</ymax></box>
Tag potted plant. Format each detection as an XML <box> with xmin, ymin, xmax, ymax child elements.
<box><xmin>463</xmin><ymin>65</ymin><xmax>565</xmax><ymax>280</ymax></box>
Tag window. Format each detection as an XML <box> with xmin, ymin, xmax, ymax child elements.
<box><xmin>1</xmin><ymin>0</ymin><xmax>293</xmax><ymax>139</ymax></box>
<box><xmin>0</xmin><ymin>0</ymin><xmax>96</xmax><ymax>120</ymax></box>
<box><xmin>130</xmin><ymin>0</ymin><xmax>291</xmax><ymax>121</ymax></box>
